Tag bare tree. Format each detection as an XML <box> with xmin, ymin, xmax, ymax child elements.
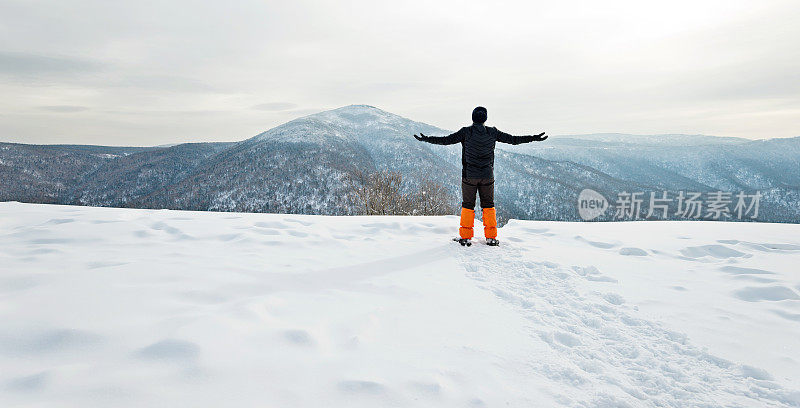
<box><xmin>345</xmin><ymin>169</ymin><xmax>412</xmax><ymax>215</ymax></box>
<box><xmin>345</xmin><ymin>170</ymin><xmax>454</xmax><ymax>216</ymax></box>
<box><xmin>412</xmin><ymin>177</ymin><xmax>453</xmax><ymax>215</ymax></box>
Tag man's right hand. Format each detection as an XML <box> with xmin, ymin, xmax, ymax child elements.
<box><xmin>532</xmin><ymin>132</ymin><xmax>548</xmax><ymax>141</ymax></box>
<box><xmin>413</xmin><ymin>133</ymin><xmax>427</xmax><ymax>141</ymax></box>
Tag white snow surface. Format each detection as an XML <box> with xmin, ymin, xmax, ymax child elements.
<box><xmin>1</xmin><ymin>202</ymin><xmax>799</xmax><ymax>407</ymax></box>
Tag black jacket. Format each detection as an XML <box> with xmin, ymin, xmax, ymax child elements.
<box><xmin>421</xmin><ymin>124</ymin><xmax>539</xmax><ymax>178</ymax></box>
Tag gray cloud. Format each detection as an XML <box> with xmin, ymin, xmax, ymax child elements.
<box><xmin>101</xmin><ymin>109</ymin><xmax>230</xmax><ymax>117</ymax></box>
<box><xmin>0</xmin><ymin>0</ymin><xmax>798</xmax><ymax>145</ymax></box>
<box><xmin>252</xmin><ymin>102</ymin><xmax>298</xmax><ymax>111</ymax></box>
<box><xmin>0</xmin><ymin>51</ymin><xmax>105</xmax><ymax>75</ymax></box>
<box><xmin>38</xmin><ymin>105</ymin><xmax>89</xmax><ymax>112</ymax></box>
<box><xmin>112</xmin><ymin>75</ymin><xmax>221</xmax><ymax>93</ymax></box>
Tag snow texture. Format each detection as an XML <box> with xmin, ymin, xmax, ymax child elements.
<box><xmin>1</xmin><ymin>202</ymin><xmax>799</xmax><ymax>407</ymax></box>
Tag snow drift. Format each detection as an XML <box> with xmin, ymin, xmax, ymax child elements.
<box><xmin>1</xmin><ymin>202</ymin><xmax>799</xmax><ymax>407</ymax></box>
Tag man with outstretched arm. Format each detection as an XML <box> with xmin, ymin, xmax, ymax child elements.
<box><xmin>413</xmin><ymin>106</ymin><xmax>548</xmax><ymax>246</ymax></box>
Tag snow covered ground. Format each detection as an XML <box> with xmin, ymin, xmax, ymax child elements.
<box><xmin>1</xmin><ymin>202</ymin><xmax>799</xmax><ymax>407</ymax></box>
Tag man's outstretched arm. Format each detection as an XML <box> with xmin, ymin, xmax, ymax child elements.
<box><xmin>494</xmin><ymin>128</ymin><xmax>548</xmax><ymax>145</ymax></box>
<box><xmin>413</xmin><ymin>129</ymin><xmax>464</xmax><ymax>145</ymax></box>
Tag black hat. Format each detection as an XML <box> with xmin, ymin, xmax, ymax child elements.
<box><xmin>472</xmin><ymin>106</ymin><xmax>487</xmax><ymax>124</ymax></box>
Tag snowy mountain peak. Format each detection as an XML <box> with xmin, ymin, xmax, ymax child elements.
<box><xmin>248</xmin><ymin>105</ymin><xmax>447</xmax><ymax>144</ymax></box>
<box><xmin>304</xmin><ymin>104</ymin><xmax>408</xmax><ymax>127</ymax></box>
<box><xmin>330</xmin><ymin>104</ymin><xmax>383</xmax><ymax>113</ymax></box>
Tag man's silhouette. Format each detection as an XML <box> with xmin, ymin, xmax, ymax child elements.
<box><xmin>414</xmin><ymin>106</ymin><xmax>547</xmax><ymax>246</ymax></box>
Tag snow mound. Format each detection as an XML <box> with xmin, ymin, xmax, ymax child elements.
<box><xmin>1</xmin><ymin>202</ymin><xmax>799</xmax><ymax>407</ymax></box>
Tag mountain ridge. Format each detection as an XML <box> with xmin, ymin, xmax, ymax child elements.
<box><xmin>1</xmin><ymin>105</ymin><xmax>799</xmax><ymax>222</ymax></box>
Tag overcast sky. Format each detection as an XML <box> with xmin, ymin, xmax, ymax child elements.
<box><xmin>1</xmin><ymin>0</ymin><xmax>798</xmax><ymax>145</ymax></box>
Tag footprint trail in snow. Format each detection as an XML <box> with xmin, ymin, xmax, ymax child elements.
<box><xmin>457</xmin><ymin>241</ymin><xmax>800</xmax><ymax>407</ymax></box>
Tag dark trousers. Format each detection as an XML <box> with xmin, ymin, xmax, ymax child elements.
<box><xmin>462</xmin><ymin>177</ymin><xmax>494</xmax><ymax>209</ymax></box>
